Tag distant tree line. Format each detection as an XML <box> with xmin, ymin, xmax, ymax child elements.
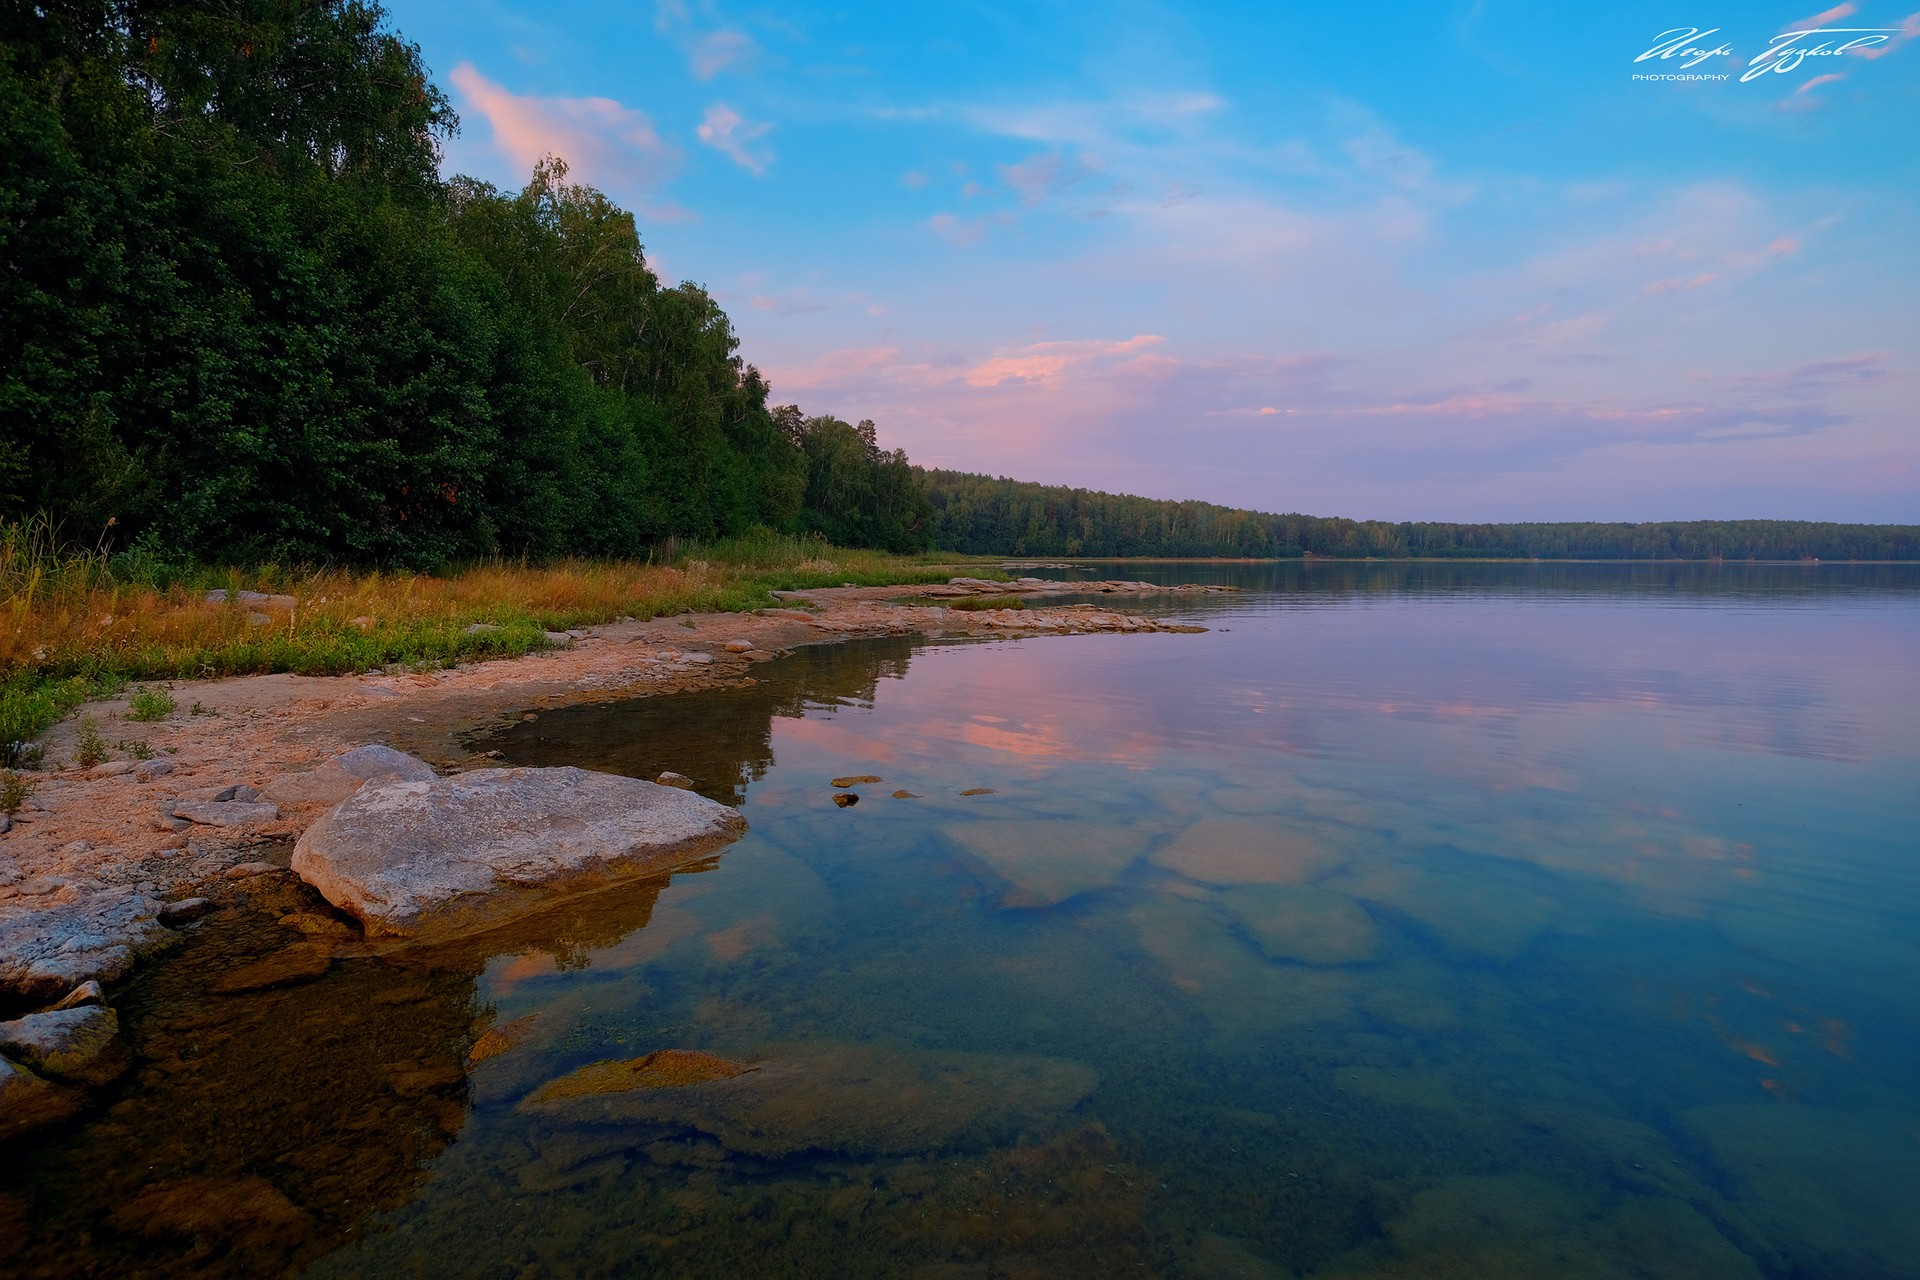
<box><xmin>1</xmin><ymin>1</ymin><xmax>932</xmax><ymax>565</ymax></box>
<box><xmin>921</xmin><ymin>471</ymin><xmax>1920</xmax><ymax>561</ymax></box>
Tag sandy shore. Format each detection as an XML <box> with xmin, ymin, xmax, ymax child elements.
<box><xmin>0</xmin><ymin>579</ymin><xmax>1216</xmax><ymax>1001</ymax></box>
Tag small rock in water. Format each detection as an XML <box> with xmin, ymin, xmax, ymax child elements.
<box><xmin>222</xmin><ymin>861</ymin><xmax>281</xmax><ymax>881</ymax></box>
<box><xmin>158</xmin><ymin>898</ymin><xmax>213</xmax><ymax>925</ymax></box>
<box><xmin>0</xmin><ymin>1006</ymin><xmax>130</xmax><ymax>1085</ymax></box>
<box><xmin>831</xmin><ymin>775</ymin><xmax>883</xmax><ymax>788</ymax></box>
<box><xmin>891</xmin><ymin>790</ymin><xmax>921</xmax><ymax>799</ymax></box>
<box><xmin>960</xmin><ymin>788</ymin><xmax>998</xmax><ymax>796</ymax></box>
<box><xmin>832</xmin><ymin>793</ymin><xmax>860</xmax><ymax>808</ymax></box>
<box><xmin>51</xmin><ymin>980</ymin><xmax>104</xmax><ymax>1010</ymax></box>
<box><xmin>655</xmin><ymin>771</ymin><xmax>697</xmax><ymax>791</ymax></box>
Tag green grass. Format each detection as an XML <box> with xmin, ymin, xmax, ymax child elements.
<box><xmin>126</xmin><ymin>686</ymin><xmax>177</xmax><ymax>721</ymax></box>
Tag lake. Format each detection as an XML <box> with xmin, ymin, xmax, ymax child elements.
<box><xmin>6</xmin><ymin>562</ymin><xmax>1918</xmax><ymax>1278</ymax></box>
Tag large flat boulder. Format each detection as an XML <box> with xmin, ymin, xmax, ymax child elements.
<box><xmin>291</xmin><ymin>767</ymin><xmax>747</xmax><ymax>941</ymax></box>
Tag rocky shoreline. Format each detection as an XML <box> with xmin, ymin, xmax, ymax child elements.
<box><xmin>0</xmin><ymin>579</ymin><xmax>1218</xmax><ymax>1039</ymax></box>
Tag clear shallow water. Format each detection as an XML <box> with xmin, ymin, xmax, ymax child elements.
<box><xmin>6</xmin><ymin>564</ymin><xmax>1919</xmax><ymax>1278</ymax></box>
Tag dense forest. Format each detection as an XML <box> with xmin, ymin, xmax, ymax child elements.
<box><xmin>0</xmin><ymin>0</ymin><xmax>931</xmax><ymax>565</ymax></box>
<box><xmin>922</xmin><ymin>471</ymin><xmax>1920</xmax><ymax>561</ymax></box>
<box><xmin>3</xmin><ymin>5</ymin><xmax>1911</xmax><ymax>569</ymax></box>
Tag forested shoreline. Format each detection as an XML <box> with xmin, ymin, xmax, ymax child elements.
<box><xmin>1</xmin><ymin>1</ymin><xmax>929</xmax><ymax>566</ymax></box>
<box><xmin>922</xmin><ymin>471</ymin><xmax>1920</xmax><ymax>561</ymax></box>
<box><xmin>3</xmin><ymin>4</ymin><xmax>1912</xmax><ymax>570</ymax></box>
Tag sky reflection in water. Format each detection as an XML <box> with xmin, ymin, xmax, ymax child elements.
<box><xmin>11</xmin><ymin>564</ymin><xmax>1915</xmax><ymax>1278</ymax></box>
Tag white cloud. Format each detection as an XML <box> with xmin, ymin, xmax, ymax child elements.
<box><xmin>696</xmin><ymin>104</ymin><xmax>773</xmax><ymax>175</ymax></box>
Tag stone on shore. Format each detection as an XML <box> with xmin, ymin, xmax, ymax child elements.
<box><xmin>0</xmin><ymin>889</ymin><xmax>175</xmax><ymax>1002</ymax></box>
<box><xmin>0</xmin><ymin>1006</ymin><xmax>130</xmax><ymax>1085</ymax></box>
<box><xmin>261</xmin><ymin>745</ymin><xmax>435</xmax><ymax>810</ymax></box>
<box><xmin>171</xmin><ymin>800</ymin><xmax>280</xmax><ymax>828</ymax></box>
<box><xmin>0</xmin><ymin>1053</ymin><xmax>85</xmax><ymax>1141</ymax></box>
<box><xmin>291</xmin><ymin>766</ymin><xmax>747</xmax><ymax>940</ymax></box>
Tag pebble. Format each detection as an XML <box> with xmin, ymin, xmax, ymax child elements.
<box><xmin>159</xmin><ymin>898</ymin><xmax>213</xmax><ymax>924</ymax></box>
<box><xmin>722</xmin><ymin>640</ymin><xmax>755</xmax><ymax>653</ymax></box>
<box><xmin>133</xmin><ymin>758</ymin><xmax>176</xmax><ymax>781</ymax></box>
<box><xmin>222</xmin><ymin>862</ymin><xmax>281</xmax><ymax>881</ymax></box>
<box><xmin>832</xmin><ymin>793</ymin><xmax>860</xmax><ymax>808</ymax></box>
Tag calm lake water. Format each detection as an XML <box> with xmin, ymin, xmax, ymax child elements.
<box><xmin>7</xmin><ymin>562</ymin><xmax>1919</xmax><ymax>1278</ymax></box>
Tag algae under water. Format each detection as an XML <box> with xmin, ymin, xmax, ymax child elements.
<box><xmin>4</xmin><ymin>562</ymin><xmax>1918</xmax><ymax>1278</ymax></box>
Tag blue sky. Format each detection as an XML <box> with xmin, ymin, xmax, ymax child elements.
<box><xmin>385</xmin><ymin>0</ymin><xmax>1919</xmax><ymax>522</ymax></box>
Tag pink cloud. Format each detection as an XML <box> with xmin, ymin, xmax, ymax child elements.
<box><xmin>1795</xmin><ymin>72</ymin><xmax>1848</xmax><ymax>93</ymax></box>
<box><xmin>1769</xmin><ymin>236</ymin><xmax>1800</xmax><ymax>256</ymax></box>
<box><xmin>448</xmin><ymin>63</ymin><xmax>677</xmax><ymax>193</ymax></box>
<box><xmin>962</xmin><ymin>336</ymin><xmax>1163</xmax><ymax>387</ymax></box>
<box><xmin>1850</xmin><ymin>10</ymin><xmax>1920</xmax><ymax>57</ymax></box>
<box><xmin>1782</xmin><ymin>3</ymin><xmax>1857</xmax><ymax>32</ymax></box>
<box><xmin>696</xmin><ymin>103</ymin><xmax>773</xmax><ymax>175</ymax></box>
<box><xmin>1641</xmin><ymin>272</ymin><xmax>1719</xmax><ymax>297</ymax></box>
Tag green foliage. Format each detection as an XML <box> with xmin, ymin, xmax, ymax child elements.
<box><xmin>73</xmin><ymin>713</ymin><xmax>108</xmax><ymax>768</ymax></box>
<box><xmin>126</xmin><ymin>686</ymin><xmax>177</xmax><ymax>721</ymax></box>
<box><xmin>1</xmin><ymin>672</ymin><xmax>108</xmax><ymax>766</ymax></box>
<box><xmin>921</xmin><ymin>471</ymin><xmax>1920</xmax><ymax>561</ymax></box>
<box><xmin>1</xmin><ymin>768</ymin><xmax>34</xmax><ymax>815</ymax></box>
<box><xmin>2</xmin><ymin>4</ymin><xmax>915</xmax><ymax>567</ymax></box>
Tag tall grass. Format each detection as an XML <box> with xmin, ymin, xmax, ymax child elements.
<box><xmin>0</xmin><ymin>520</ymin><xmax>985</xmax><ymax>762</ymax></box>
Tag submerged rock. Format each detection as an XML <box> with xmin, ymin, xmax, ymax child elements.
<box><xmin>519</xmin><ymin>1042</ymin><xmax>1099</xmax><ymax>1159</ymax></box>
<box><xmin>291</xmin><ymin>766</ymin><xmax>747</xmax><ymax>941</ymax></box>
<box><xmin>947</xmin><ymin>819</ymin><xmax>1153</xmax><ymax>907</ymax></box>
<box><xmin>209</xmin><ymin>943</ymin><xmax>333</xmax><ymax>994</ymax></box>
<box><xmin>1218</xmin><ymin>884</ymin><xmax>1380</xmax><ymax>965</ymax></box>
<box><xmin>0</xmin><ymin>1053</ymin><xmax>84</xmax><ymax>1141</ymax></box>
<box><xmin>1151</xmin><ymin>818</ymin><xmax>1346</xmax><ymax>886</ymax></box>
<box><xmin>831</xmin><ymin>775</ymin><xmax>883</xmax><ymax>788</ymax></box>
<box><xmin>0</xmin><ymin>1005</ymin><xmax>130</xmax><ymax>1085</ymax></box>
<box><xmin>832</xmin><ymin>792</ymin><xmax>860</xmax><ymax>808</ymax></box>
<box><xmin>524</xmin><ymin>1049</ymin><xmax>753</xmax><ymax>1102</ymax></box>
<box><xmin>654</xmin><ymin>771</ymin><xmax>697</xmax><ymax>791</ymax></box>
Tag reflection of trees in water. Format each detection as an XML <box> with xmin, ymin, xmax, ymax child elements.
<box><xmin>0</xmin><ymin>869</ymin><xmax>677</xmax><ymax>1278</ymax></box>
<box><xmin>497</xmin><ymin>635</ymin><xmax>927</xmax><ymax>804</ymax></box>
<box><xmin>1048</xmin><ymin>560</ymin><xmax>1920</xmax><ymax>603</ymax></box>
